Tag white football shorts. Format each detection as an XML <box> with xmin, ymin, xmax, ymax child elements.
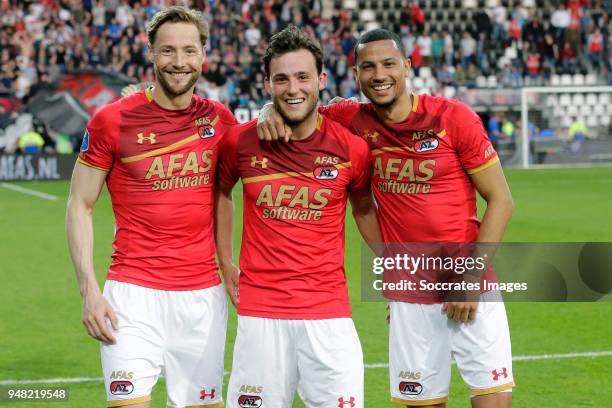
<box><xmin>226</xmin><ymin>316</ymin><xmax>364</xmax><ymax>408</ymax></box>
<box><xmin>389</xmin><ymin>294</ymin><xmax>514</xmax><ymax>406</ymax></box>
<box><xmin>101</xmin><ymin>280</ymin><xmax>227</xmax><ymax>408</ymax></box>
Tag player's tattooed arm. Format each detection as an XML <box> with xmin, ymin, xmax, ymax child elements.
<box><xmin>66</xmin><ymin>162</ymin><xmax>118</xmax><ymax>344</ymax></box>
<box><xmin>215</xmin><ymin>184</ymin><xmax>240</xmax><ymax>306</ymax></box>
<box><xmin>256</xmin><ymin>103</ymin><xmax>293</xmax><ymax>143</ymax></box>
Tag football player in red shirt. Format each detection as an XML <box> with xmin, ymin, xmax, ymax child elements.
<box><xmin>257</xmin><ymin>29</ymin><xmax>515</xmax><ymax>408</ymax></box>
<box><xmin>67</xmin><ymin>7</ymin><xmax>236</xmax><ymax>408</ymax></box>
<box><xmin>216</xmin><ymin>26</ymin><xmax>382</xmax><ymax>408</ymax></box>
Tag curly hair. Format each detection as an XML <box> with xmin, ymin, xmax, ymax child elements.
<box><xmin>262</xmin><ymin>25</ymin><xmax>324</xmax><ymax>77</ymax></box>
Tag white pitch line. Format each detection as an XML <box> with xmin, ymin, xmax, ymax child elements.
<box><xmin>0</xmin><ymin>182</ymin><xmax>58</xmax><ymax>201</ymax></box>
<box><xmin>1</xmin><ymin>351</ymin><xmax>610</xmax><ymax>385</ymax></box>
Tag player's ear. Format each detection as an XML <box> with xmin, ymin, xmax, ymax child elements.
<box><xmin>318</xmin><ymin>69</ymin><xmax>327</xmax><ymax>90</ymax></box>
<box><xmin>404</xmin><ymin>58</ymin><xmax>412</xmax><ymax>75</ymax></box>
<box><xmin>264</xmin><ymin>76</ymin><xmax>271</xmax><ymax>94</ymax></box>
<box><xmin>147</xmin><ymin>43</ymin><xmax>154</xmax><ymax>64</ymax></box>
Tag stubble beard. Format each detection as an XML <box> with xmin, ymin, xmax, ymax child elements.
<box><xmin>155</xmin><ymin>66</ymin><xmax>199</xmax><ymax>98</ymax></box>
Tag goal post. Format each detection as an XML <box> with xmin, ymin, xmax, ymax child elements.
<box><xmin>520</xmin><ymin>86</ymin><xmax>612</xmax><ymax>168</ymax></box>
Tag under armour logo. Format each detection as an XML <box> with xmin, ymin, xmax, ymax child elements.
<box><xmin>137</xmin><ymin>132</ymin><xmax>156</xmax><ymax>144</ymax></box>
<box><xmin>363</xmin><ymin>129</ymin><xmax>379</xmax><ymax>142</ymax></box>
<box><xmin>200</xmin><ymin>387</ymin><xmax>216</xmax><ymax>400</ymax></box>
<box><xmin>250</xmin><ymin>156</ymin><xmax>268</xmax><ymax>168</ymax></box>
<box><xmin>338</xmin><ymin>396</ymin><xmax>355</xmax><ymax>407</ymax></box>
<box><xmin>492</xmin><ymin>368</ymin><xmax>508</xmax><ymax>381</ymax></box>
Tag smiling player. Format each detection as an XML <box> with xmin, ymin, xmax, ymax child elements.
<box><xmin>216</xmin><ymin>26</ymin><xmax>382</xmax><ymax>408</ymax></box>
<box><xmin>67</xmin><ymin>7</ymin><xmax>237</xmax><ymax>408</ymax></box>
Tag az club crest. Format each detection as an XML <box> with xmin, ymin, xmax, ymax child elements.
<box><xmin>199</xmin><ymin>126</ymin><xmax>215</xmax><ymax>139</ymax></box>
<box><xmin>314</xmin><ymin>166</ymin><xmax>338</xmax><ymax>180</ymax></box>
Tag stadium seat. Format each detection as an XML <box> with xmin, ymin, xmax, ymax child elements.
<box><xmin>343</xmin><ymin>0</ymin><xmax>358</xmax><ymax>9</ymax></box>
<box><xmin>546</xmin><ymin>95</ymin><xmax>558</xmax><ymax>106</ymax></box>
<box><xmin>444</xmin><ymin>86</ymin><xmax>457</xmax><ymax>98</ymax></box>
<box><xmin>560</xmin><ymin>116</ymin><xmax>572</xmax><ymax>127</ymax></box>
<box><xmin>585</xmin><ymin>73</ymin><xmax>598</xmax><ymax>85</ymax></box>
<box><xmin>420</xmin><ymin>88</ymin><xmax>432</xmax><ymax>95</ymax></box>
<box><xmin>585</xmin><ymin>93</ymin><xmax>598</xmax><ymax>106</ymax></box>
<box><xmin>550</xmin><ymin>74</ymin><xmax>561</xmax><ymax>86</ymax></box>
<box><xmin>476</xmin><ymin>76</ymin><xmax>487</xmax><ymax>88</ymax></box>
<box><xmin>560</xmin><ymin>75</ymin><xmax>573</xmax><ymax>86</ymax></box>
<box><xmin>566</xmin><ymin>105</ymin><xmax>579</xmax><ymax>117</ymax></box>
<box><xmin>572</xmin><ymin>74</ymin><xmax>585</xmax><ymax>86</ymax></box>
<box><xmin>598</xmin><ymin>93</ymin><xmax>610</xmax><ymax>105</ymax></box>
<box><xmin>360</xmin><ymin>9</ymin><xmax>375</xmax><ymax>21</ymax></box>
<box><xmin>425</xmin><ymin>77</ymin><xmax>437</xmax><ymax>89</ymax></box>
<box><xmin>365</xmin><ymin>21</ymin><xmax>381</xmax><ymax>30</ymax></box>
<box><xmin>419</xmin><ymin>67</ymin><xmax>433</xmax><ymax>78</ymax></box>
<box><xmin>487</xmin><ymin>75</ymin><xmax>498</xmax><ymax>88</ymax></box>
<box><xmin>553</xmin><ymin>106</ymin><xmax>565</xmax><ymax>117</ymax></box>
<box><xmin>579</xmin><ymin>105</ymin><xmax>591</xmax><ymax>117</ymax></box>
<box><xmin>593</xmin><ymin>104</ymin><xmax>605</xmax><ymax>115</ymax></box>
<box><xmin>413</xmin><ymin>77</ymin><xmax>425</xmax><ymax>89</ymax></box>
<box><xmin>601</xmin><ymin>115</ymin><xmax>611</xmax><ymax>126</ymax></box>
<box><xmin>587</xmin><ymin>115</ymin><xmax>598</xmax><ymax>127</ymax></box>
<box><xmin>559</xmin><ymin>94</ymin><xmax>572</xmax><ymax>106</ymax></box>
<box><xmin>572</xmin><ymin>94</ymin><xmax>585</xmax><ymax>106</ymax></box>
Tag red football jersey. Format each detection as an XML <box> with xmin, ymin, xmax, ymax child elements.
<box><xmin>217</xmin><ymin>116</ymin><xmax>372</xmax><ymax>319</ymax></box>
<box><xmin>78</xmin><ymin>88</ymin><xmax>237</xmax><ymax>290</ymax></box>
<box><xmin>320</xmin><ymin>94</ymin><xmax>499</xmax><ymax>302</ymax></box>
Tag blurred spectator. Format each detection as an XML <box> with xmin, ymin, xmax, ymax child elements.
<box><xmin>18</xmin><ymin>129</ymin><xmax>44</xmax><ymax>153</ymax></box>
<box><xmin>409</xmin><ymin>2</ymin><xmax>425</xmax><ymax>34</ymax></box>
<box><xmin>460</xmin><ymin>31</ymin><xmax>476</xmax><ymax>68</ymax></box>
<box><xmin>487</xmin><ymin>112</ymin><xmax>505</xmax><ymax>144</ymax></box>
<box><xmin>588</xmin><ymin>28</ymin><xmax>604</xmax><ymax>72</ymax></box>
<box><xmin>551</xmin><ymin>4</ymin><xmax>570</xmax><ymax>45</ymax></box>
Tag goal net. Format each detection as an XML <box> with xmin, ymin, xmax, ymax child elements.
<box><xmin>519</xmin><ymin>86</ymin><xmax>612</xmax><ymax>168</ymax></box>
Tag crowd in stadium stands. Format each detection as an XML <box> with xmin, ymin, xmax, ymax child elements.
<box><xmin>0</xmin><ymin>0</ymin><xmax>610</xmax><ymax>111</ymax></box>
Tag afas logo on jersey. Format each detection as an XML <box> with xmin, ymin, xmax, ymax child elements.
<box><xmin>399</xmin><ymin>381</ymin><xmax>422</xmax><ymax>396</ymax></box>
<box><xmin>414</xmin><ymin>138</ymin><xmax>438</xmax><ymax>153</ymax></box>
<box><xmin>314</xmin><ymin>166</ymin><xmax>338</xmax><ymax>180</ymax></box>
<box><xmin>238</xmin><ymin>394</ymin><xmax>262</xmax><ymax>407</ymax></box>
<box><xmin>110</xmin><ymin>381</ymin><xmax>134</xmax><ymax>395</ymax></box>
<box><xmin>80</xmin><ymin>130</ymin><xmax>89</xmax><ymax>152</ymax></box>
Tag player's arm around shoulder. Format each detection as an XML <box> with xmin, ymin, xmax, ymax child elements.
<box><xmin>66</xmin><ymin>159</ymin><xmax>118</xmax><ymax>344</ymax></box>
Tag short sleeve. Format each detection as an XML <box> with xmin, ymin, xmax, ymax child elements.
<box><xmin>216</xmin><ymin>125</ymin><xmax>241</xmax><ymax>188</ymax></box>
<box><xmin>450</xmin><ymin>102</ymin><xmax>499</xmax><ymax>174</ymax></box>
<box><xmin>348</xmin><ymin>134</ymin><xmax>372</xmax><ymax>197</ymax></box>
<box><xmin>78</xmin><ymin>108</ymin><xmax>117</xmax><ymax>171</ymax></box>
<box><xmin>318</xmin><ymin>100</ymin><xmax>362</xmax><ymax>130</ymax></box>
<box><xmin>213</xmin><ymin>100</ymin><xmax>239</xmax><ymax>126</ymax></box>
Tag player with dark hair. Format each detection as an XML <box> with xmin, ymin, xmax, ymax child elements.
<box><xmin>257</xmin><ymin>28</ymin><xmax>515</xmax><ymax>408</ymax></box>
<box><xmin>216</xmin><ymin>25</ymin><xmax>382</xmax><ymax>408</ymax></box>
<box><xmin>67</xmin><ymin>7</ymin><xmax>237</xmax><ymax>408</ymax></box>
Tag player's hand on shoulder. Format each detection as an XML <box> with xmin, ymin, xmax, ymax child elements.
<box><xmin>256</xmin><ymin>102</ymin><xmax>292</xmax><ymax>143</ymax></box>
<box><xmin>82</xmin><ymin>292</ymin><xmax>118</xmax><ymax>344</ymax></box>
<box><xmin>220</xmin><ymin>262</ymin><xmax>240</xmax><ymax>307</ymax></box>
<box><xmin>328</xmin><ymin>96</ymin><xmax>358</xmax><ymax>105</ymax></box>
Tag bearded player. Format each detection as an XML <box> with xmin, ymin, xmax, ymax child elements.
<box><xmin>66</xmin><ymin>7</ymin><xmax>237</xmax><ymax>408</ymax></box>
<box><xmin>216</xmin><ymin>26</ymin><xmax>382</xmax><ymax>408</ymax></box>
<box><xmin>258</xmin><ymin>29</ymin><xmax>515</xmax><ymax>408</ymax></box>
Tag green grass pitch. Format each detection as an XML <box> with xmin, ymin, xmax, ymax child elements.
<box><xmin>1</xmin><ymin>166</ymin><xmax>611</xmax><ymax>407</ymax></box>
